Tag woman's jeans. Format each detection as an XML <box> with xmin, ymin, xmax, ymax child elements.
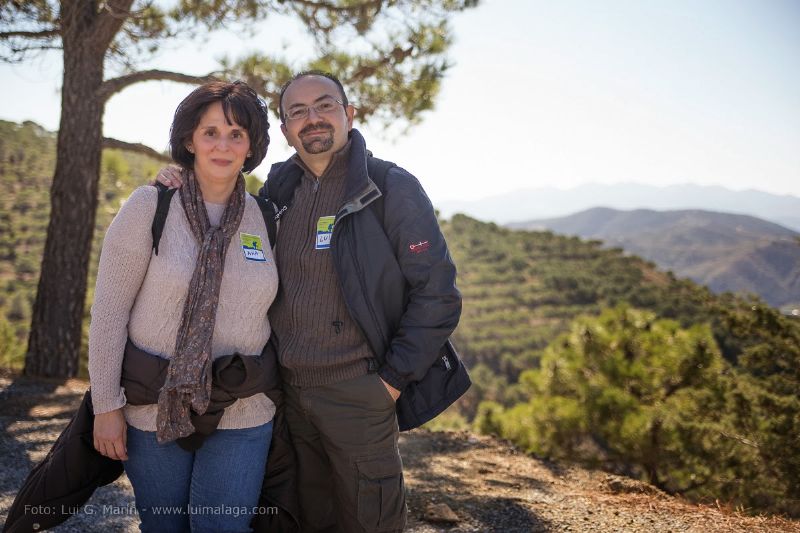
<box><xmin>123</xmin><ymin>421</ymin><xmax>273</xmax><ymax>533</ymax></box>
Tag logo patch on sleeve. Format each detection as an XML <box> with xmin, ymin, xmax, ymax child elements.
<box><xmin>409</xmin><ymin>240</ymin><xmax>430</xmax><ymax>254</ymax></box>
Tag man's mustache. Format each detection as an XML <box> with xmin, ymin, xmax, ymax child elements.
<box><xmin>299</xmin><ymin>122</ymin><xmax>334</xmax><ymax>136</ymax></box>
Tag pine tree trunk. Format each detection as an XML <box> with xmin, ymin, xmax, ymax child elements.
<box><xmin>646</xmin><ymin>419</ymin><xmax>662</xmax><ymax>488</ymax></box>
<box><xmin>24</xmin><ymin>4</ymin><xmax>105</xmax><ymax>378</ymax></box>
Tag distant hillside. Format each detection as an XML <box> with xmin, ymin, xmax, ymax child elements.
<box><xmin>508</xmin><ymin>207</ymin><xmax>800</xmax><ymax>308</ymax></box>
<box><xmin>442</xmin><ymin>214</ymin><xmax>800</xmax><ymax>516</ymax></box>
<box><xmin>0</xmin><ymin>120</ymin><xmax>162</xmax><ymax>369</ymax></box>
<box><xmin>438</xmin><ymin>183</ymin><xmax>800</xmax><ymax>231</ymax></box>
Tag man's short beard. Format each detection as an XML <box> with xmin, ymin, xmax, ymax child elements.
<box><xmin>299</xmin><ymin>122</ymin><xmax>336</xmax><ymax>154</ymax></box>
<box><xmin>301</xmin><ymin>134</ymin><xmax>335</xmax><ymax>154</ymax></box>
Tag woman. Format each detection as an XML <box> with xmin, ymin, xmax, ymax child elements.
<box><xmin>89</xmin><ymin>81</ymin><xmax>277</xmax><ymax>533</ymax></box>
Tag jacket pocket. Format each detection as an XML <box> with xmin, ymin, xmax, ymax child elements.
<box><xmin>396</xmin><ymin>340</ymin><xmax>472</xmax><ymax>431</ymax></box>
<box><xmin>356</xmin><ymin>453</ymin><xmax>406</xmax><ymax>532</ymax></box>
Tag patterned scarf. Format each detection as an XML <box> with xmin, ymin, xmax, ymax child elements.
<box><xmin>156</xmin><ymin>170</ymin><xmax>246</xmax><ymax>443</ymax></box>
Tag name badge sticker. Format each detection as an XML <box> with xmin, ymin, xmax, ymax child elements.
<box><xmin>240</xmin><ymin>233</ymin><xmax>267</xmax><ymax>262</ymax></box>
<box><xmin>316</xmin><ymin>216</ymin><xmax>335</xmax><ymax>250</ymax></box>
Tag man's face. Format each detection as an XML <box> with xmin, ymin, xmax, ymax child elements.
<box><xmin>280</xmin><ymin>76</ymin><xmax>354</xmax><ymax>160</ymax></box>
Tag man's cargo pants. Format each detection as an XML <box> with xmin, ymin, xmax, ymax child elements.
<box><xmin>284</xmin><ymin>371</ymin><xmax>407</xmax><ymax>533</ymax></box>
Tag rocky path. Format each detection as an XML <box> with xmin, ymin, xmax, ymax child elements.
<box><xmin>401</xmin><ymin>431</ymin><xmax>797</xmax><ymax>532</ymax></box>
<box><xmin>1</xmin><ymin>371</ymin><xmax>798</xmax><ymax>533</ymax></box>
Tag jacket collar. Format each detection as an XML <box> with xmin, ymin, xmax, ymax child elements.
<box><xmin>267</xmin><ymin>128</ymin><xmax>382</xmax><ymax>221</ymax></box>
<box><xmin>341</xmin><ymin>128</ymin><xmax>371</xmax><ymax>199</ymax></box>
<box><xmin>336</xmin><ymin>129</ymin><xmax>382</xmax><ymax>219</ymax></box>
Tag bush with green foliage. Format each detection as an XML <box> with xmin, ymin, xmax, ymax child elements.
<box><xmin>476</xmin><ymin>306</ymin><xmax>800</xmax><ymax>516</ymax></box>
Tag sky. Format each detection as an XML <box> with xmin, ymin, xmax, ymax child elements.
<box><xmin>1</xmin><ymin>0</ymin><xmax>799</xmax><ymax>205</ymax></box>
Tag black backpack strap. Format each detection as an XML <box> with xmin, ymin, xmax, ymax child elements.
<box><xmin>151</xmin><ymin>185</ymin><xmax>277</xmax><ymax>253</ymax></box>
<box><xmin>264</xmin><ymin>161</ymin><xmax>303</xmax><ymax>223</ymax></box>
<box><xmin>365</xmin><ymin>156</ymin><xmax>396</xmax><ymax>225</ymax></box>
<box><xmin>152</xmin><ymin>183</ymin><xmax>177</xmax><ymax>256</ymax></box>
<box><xmin>251</xmin><ymin>193</ymin><xmax>278</xmax><ymax>250</ymax></box>
<box><xmin>257</xmin><ymin>161</ymin><xmax>304</xmax><ymax>251</ymax></box>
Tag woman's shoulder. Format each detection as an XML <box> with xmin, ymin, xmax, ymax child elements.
<box><xmin>123</xmin><ymin>185</ymin><xmax>160</xmax><ymax>210</ymax></box>
<box><xmin>106</xmin><ymin>186</ymin><xmax>161</xmax><ymax>233</ymax></box>
<box><xmin>104</xmin><ymin>185</ymin><xmax>163</xmax><ymax>242</ymax></box>
<box><xmin>243</xmin><ymin>190</ymin><xmax>259</xmax><ymax>206</ymax></box>
<box><xmin>243</xmin><ymin>192</ymin><xmax>274</xmax><ymax>228</ymax></box>
<box><xmin>243</xmin><ymin>192</ymin><xmax>266</xmax><ymax>218</ymax></box>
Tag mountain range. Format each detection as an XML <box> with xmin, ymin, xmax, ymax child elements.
<box><xmin>509</xmin><ymin>207</ymin><xmax>800</xmax><ymax>309</ymax></box>
<box><xmin>437</xmin><ymin>183</ymin><xmax>800</xmax><ymax>232</ymax></box>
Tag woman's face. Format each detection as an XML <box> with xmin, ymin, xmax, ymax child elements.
<box><xmin>186</xmin><ymin>101</ymin><xmax>250</xmax><ymax>185</ymax></box>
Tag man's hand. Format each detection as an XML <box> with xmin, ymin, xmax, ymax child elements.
<box><xmin>93</xmin><ymin>408</ymin><xmax>128</xmax><ymax>461</ymax></box>
<box><xmin>381</xmin><ymin>379</ymin><xmax>401</xmax><ymax>401</ymax></box>
<box><xmin>153</xmin><ymin>165</ymin><xmax>184</xmax><ymax>188</ymax></box>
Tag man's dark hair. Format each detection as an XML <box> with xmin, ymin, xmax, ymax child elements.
<box><xmin>170</xmin><ymin>80</ymin><xmax>270</xmax><ymax>173</ymax></box>
<box><xmin>278</xmin><ymin>70</ymin><xmax>349</xmax><ymax>123</ymax></box>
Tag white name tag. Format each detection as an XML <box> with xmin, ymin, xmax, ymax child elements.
<box><xmin>316</xmin><ymin>216</ymin><xmax>335</xmax><ymax>250</ymax></box>
<box><xmin>240</xmin><ymin>233</ymin><xmax>267</xmax><ymax>262</ymax></box>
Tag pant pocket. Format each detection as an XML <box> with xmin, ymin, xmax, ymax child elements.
<box><xmin>356</xmin><ymin>453</ymin><xmax>407</xmax><ymax>532</ymax></box>
<box><xmin>371</xmin><ymin>373</ymin><xmax>397</xmax><ymax>409</ymax></box>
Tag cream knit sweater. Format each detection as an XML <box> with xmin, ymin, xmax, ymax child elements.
<box><xmin>88</xmin><ymin>185</ymin><xmax>278</xmax><ymax>431</ymax></box>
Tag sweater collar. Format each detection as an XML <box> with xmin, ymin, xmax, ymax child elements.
<box><xmin>286</xmin><ymin>129</ymin><xmax>372</xmax><ymax>201</ymax></box>
<box><xmin>292</xmin><ymin>138</ymin><xmax>352</xmax><ymax>182</ymax></box>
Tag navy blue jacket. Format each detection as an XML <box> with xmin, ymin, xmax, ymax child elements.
<box><xmin>263</xmin><ymin>129</ymin><xmax>470</xmax><ymax>430</ymax></box>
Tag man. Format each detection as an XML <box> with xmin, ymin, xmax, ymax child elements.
<box><xmin>159</xmin><ymin>72</ymin><xmax>468</xmax><ymax>532</ymax></box>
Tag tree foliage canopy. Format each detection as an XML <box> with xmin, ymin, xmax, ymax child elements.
<box><xmin>1</xmin><ymin>0</ymin><xmax>478</xmax><ymax>123</ymax></box>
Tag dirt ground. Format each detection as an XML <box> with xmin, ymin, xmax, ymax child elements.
<box><xmin>1</xmin><ymin>370</ymin><xmax>798</xmax><ymax>532</ymax></box>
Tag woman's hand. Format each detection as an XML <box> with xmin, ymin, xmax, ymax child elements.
<box><xmin>154</xmin><ymin>165</ymin><xmax>184</xmax><ymax>188</ymax></box>
<box><xmin>93</xmin><ymin>408</ymin><xmax>129</xmax><ymax>461</ymax></box>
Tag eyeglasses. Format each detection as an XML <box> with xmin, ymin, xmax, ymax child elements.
<box><xmin>284</xmin><ymin>96</ymin><xmax>345</xmax><ymax>121</ymax></box>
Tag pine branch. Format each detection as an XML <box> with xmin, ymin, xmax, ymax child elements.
<box><xmin>346</xmin><ymin>45</ymin><xmax>414</xmax><ymax>83</ymax></box>
<box><xmin>98</xmin><ymin>69</ymin><xmax>220</xmax><ymax>102</ymax></box>
<box><xmin>1</xmin><ymin>43</ymin><xmax>60</xmax><ymax>62</ymax></box>
<box><xmin>93</xmin><ymin>0</ymin><xmax>136</xmax><ymax>51</ymax></box>
<box><xmin>0</xmin><ymin>29</ymin><xmax>60</xmax><ymax>40</ymax></box>
<box><xmin>718</xmin><ymin>430</ymin><xmax>760</xmax><ymax>449</ymax></box>
<box><xmin>102</xmin><ymin>137</ymin><xmax>171</xmax><ymax>163</ymax></box>
<box><xmin>289</xmin><ymin>0</ymin><xmax>385</xmax><ymax>13</ymax></box>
